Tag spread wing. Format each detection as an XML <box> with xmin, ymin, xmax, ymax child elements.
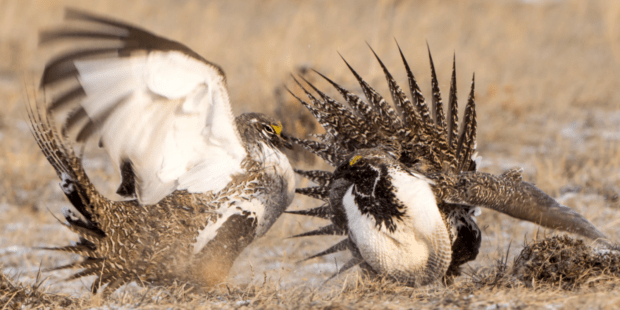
<box><xmin>429</xmin><ymin>169</ymin><xmax>609</xmax><ymax>244</ymax></box>
<box><xmin>39</xmin><ymin>9</ymin><xmax>247</xmax><ymax>204</ymax></box>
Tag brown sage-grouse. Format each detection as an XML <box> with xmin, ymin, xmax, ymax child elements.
<box><xmin>34</xmin><ymin>9</ymin><xmax>295</xmax><ymax>295</ymax></box>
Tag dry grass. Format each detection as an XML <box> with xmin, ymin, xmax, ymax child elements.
<box><xmin>514</xmin><ymin>236</ymin><xmax>620</xmax><ymax>290</ymax></box>
<box><xmin>0</xmin><ymin>269</ymin><xmax>74</xmax><ymax>308</ymax></box>
<box><xmin>1</xmin><ymin>0</ymin><xmax>620</xmax><ymax>308</ymax></box>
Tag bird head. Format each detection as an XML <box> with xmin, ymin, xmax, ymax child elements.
<box><xmin>333</xmin><ymin>149</ymin><xmax>396</xmax><ymax>197</ymax></box>
<box><xmin>333</xmin><ymin>148</ymin><xmax>409</xmax><ymax>234</ymax></box>
<box><xmin>236</xmin><ymin>113</ymin><xmax>293</xmax><ymax>151</ymax></box>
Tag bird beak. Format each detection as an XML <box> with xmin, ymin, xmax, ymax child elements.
<box><xmin>333</xmin><ymin>164</ymin><xmax>348</xmax><ymax>180</ymax></box>
<box><xmin>279</xmin><ymin>133</ymin><xmax>294</xmax><ymax>149</ymax></box>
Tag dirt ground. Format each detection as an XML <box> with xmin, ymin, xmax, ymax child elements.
<box><xmin>1</xmin><ymin>0</ymin><xmax>620</xmax><ymax>308</ymax></box>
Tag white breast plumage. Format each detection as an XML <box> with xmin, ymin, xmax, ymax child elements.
<box><xmin>253</xmin><ymin>142</ymin><xmax>296</xmax><ymax>235</ymax></box>
<box><xmin>256</xmin><ymin>142</ymin><xmax>296</xmax><ymax>206</ymax></box>
<box><xmin>192</xmin><ymin>199</ymin><xmax>265</xmax><ymax>254</ymax></box>
<box><xmin>342</xmin><ymin>169</ymin><xmax>443</xmax><ymax>278</ymax></box>
<box><xmin>192</xmin><ymin>143</ymin><xmax>295</xmax><ymax>254</ymax></box>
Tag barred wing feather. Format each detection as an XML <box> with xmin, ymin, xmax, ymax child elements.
<box><xmin>40</xmin><ymin>9</ymin><xmax>247</xmax><ymax>204</ymax></box>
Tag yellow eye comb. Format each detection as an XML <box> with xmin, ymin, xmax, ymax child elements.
<box><xmin>270</xmin><ymin>123</ymin><xmax>282</xmax><ymax>135</ymax></box>
<box><xmin>349</xmin><ymin>155</ymin><xmax>362</xmax><ymax>166</ymax></box>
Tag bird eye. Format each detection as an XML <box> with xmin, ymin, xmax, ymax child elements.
<box><xmin>264</xmin><ymin>124</ymin><xmax>282</xmax><ymax>136</ymax></box>
<box><xmin>263</xmin><ymin>124</ymin><xmax>275</xmax><ymax>134</ymax></box>
<box><xmin>349</xmin><ymin>155</ymin><xmax>362</xmax><ymax>166</ymax></box>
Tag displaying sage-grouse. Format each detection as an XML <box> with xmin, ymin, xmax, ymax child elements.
<box><xmin>34</xmin><ymin>9</ymin><xmax>295</xmax><ymax>295</ymax></box>
<box><xmin>286</xmin><ymin>44</ymin><xmax>610</xmax><ymax>286</ymax></box>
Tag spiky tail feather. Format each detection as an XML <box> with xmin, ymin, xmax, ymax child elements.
<box><xmin>27</xmin><ymin>95</ymin><xmax>117</xmax><ymax>293</ymax></box>
<box><xmin>291</xmin><ymin>44</ymin><xmax>478</xmax><ymax>176</ymax></box>
<box><xmin>292</xmin><ymin>45</ymin><xmax>479</xmax><ymax>211</ymax></box>
<box><xmin>289</xmin><ymin>44</ymin><xmax>481</xmax><ymax>282</ymax></box>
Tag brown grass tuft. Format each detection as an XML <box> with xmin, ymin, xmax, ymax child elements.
<box><xmin>0</xmin><ymin>268</ymin><xmax>75</xmax><ymax>308</ymax></box>
<box><xmin>514</xmin><ymin>235</ymin><xmax>620</xmax><ymax>290</ymax></box>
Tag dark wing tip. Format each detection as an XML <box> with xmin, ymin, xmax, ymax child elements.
<box><xmin>63</xmin><ymin>7</ymin><xmax>135</xmax><ymax>30</ymax></box>
<box><xmin>64</xmin><ymin>7</ymin><xmax>98</xmax><ymax>20</ymax></box>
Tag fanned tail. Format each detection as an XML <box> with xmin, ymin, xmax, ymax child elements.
<box><xmin>291</xmin><ymin>44</ymin><xmax>478</xmax><ymax>175</ymax></box>
<box><xmin>26</xmin><ymin>97</ymin><xmax>101</xmax><ymax>229</ymax></box>
<box><xmin>446</xmin><ymin>54</ymin><xmax>459</xmax><ymax>154</ymax></box>
<box><xmin>27</xmin><ymin>91</ymin><xmax>128</xmax><ymax>294</ymax></box>
<box><xmin>323</xmin><ymin>257</ymin><xmax>365</xmax><ymax>284</ymax></box>
<box><xmin>293</xmin><ymin>169</ymin><xmax>333</xmax><ymax>186</ymax></box>
<box><xmin>288</xmin><ymin>44</ymin><xmax>480</xmax><ymax>281</ymax></box>
<box><xmin>284</xmin><ymin>203</ymin><xmax>332</xmax><ymax>220</ymax></box>
<box><xmin>289</xmin><ymin>224</ymin><xmax>346</xmax><ymax>238</ymax></box>
<box><xmin>455</xmin><ymin>74</ymin><xmax>477</xmax><ymax>172</ymax></box>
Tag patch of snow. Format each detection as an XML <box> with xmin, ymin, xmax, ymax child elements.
<box><xmin>0</xmin><ymin>245</ymin><xmax>31</xmax><ymax>256</ymax></box>
<box><xmin>485</xmin><ymin>302</ymin><xmax>510</xmax><ymax>310</ymax></box>
<box><xmin>0</xmin><ymin>203</ymin><xmax>12</xmax><ymax>213</ymax></box>
<box><xmin>4</xmin><ymin>222</ymin><xmax>25</xmax><ymax>232</ymax></box>
<box><xmin>544</xmin><ymin>302</ymin><xmax>563</xmax><ymax>310</ymax></box>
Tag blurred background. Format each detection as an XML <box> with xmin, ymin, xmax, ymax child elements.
<box><xmin>0</xmin><ymin>0</ymin><xmax>619</xmax><ymax>298</ymax></box>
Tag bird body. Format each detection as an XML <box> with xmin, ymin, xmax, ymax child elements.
<box><xmin>29</xmin><ymin>105</ymin><xmax>293</xmax><ymax>294</ymax></box>
<box><xmin>33</xmin><ymin>9</ymin><xmax>294</xmax><ymax>294</ymax></box>
<box><xmin>288</xmin><ymin>44</ymin><xmax>609</xmax><ymax>285</ymax></box>
<box><xmin>337</xmin><ymin>152</ymin><xmax>452</xmax><ymax>285</ymax></box>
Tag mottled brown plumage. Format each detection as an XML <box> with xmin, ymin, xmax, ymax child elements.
<box><xmin>28</xmin><ymin>101</ymin><xmax>293</xmax><ymax>295</ymax></box>
<box><xmin>33</xmin><ymin>9</ymin><xmax>296</xmax><ymax>295</ymax></box>
<box><xmin>428</xmin><ymin>171</ymin><xmax>607</xmax><ymax>242</ymax></box>
<box><xmin>29</xmin><ymin>102</ymin><xmax>298</xmax><ymax>292</ymax></box>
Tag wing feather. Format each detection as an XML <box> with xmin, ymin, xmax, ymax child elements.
<box><xmin>40</xmin><ymin>9</ymin><xmax>246</xmax><ymax>204</ymax></box>
<box><xmin>430</xmin><ymin>171</ymin><xmax>608</xmax><ymax>243</ymax></box>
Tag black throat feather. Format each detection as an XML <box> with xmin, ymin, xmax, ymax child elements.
<box><xmin>350</xmin><ymin>165</ymin><xmax>407</xmax><ymax>233</ymax></box>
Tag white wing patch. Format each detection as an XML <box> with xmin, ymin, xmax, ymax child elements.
<box><xmin>145</xmin><ymin>52</ymin><xmax>207</xmax><ymax>100</ymax></box>
<box><xmin>73</xmin><ymin>51</ymin><xmax>247</xmax><ymax>204</ymax></box>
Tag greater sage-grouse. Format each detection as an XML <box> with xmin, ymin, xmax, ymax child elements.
<box><xmin>287</xmin><ymin>44</ymin><xmax>609</xmax><ymax>286</ymax></box>
<box><xmin>34</xmin><ymin>9</ymin><xmax>295</xmax><ymax>294</ymax></box>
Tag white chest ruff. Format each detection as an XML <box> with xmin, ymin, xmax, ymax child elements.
<box><xmin>343</xmin><ymin>170</ymin><xmax>443</xmax><ymax>278</ymax></box>
<box><xmin>192</xmin><ymin>198</ymin><xmax>265</xmax><ymax>255</ymax></box>
<box><xmin>191</xmin><ymin>143</ymin><xmax>294</xmax><ymax>254</ymax></box>
<box><xmin>252</xmin><ymin>142</ymin><xmax>295</xmax><ymax>237</ymax></box>
<box><xmin>256</xmin><ymin>142</ymin><xmax>295</xmax><ymax>206</ymax></box>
